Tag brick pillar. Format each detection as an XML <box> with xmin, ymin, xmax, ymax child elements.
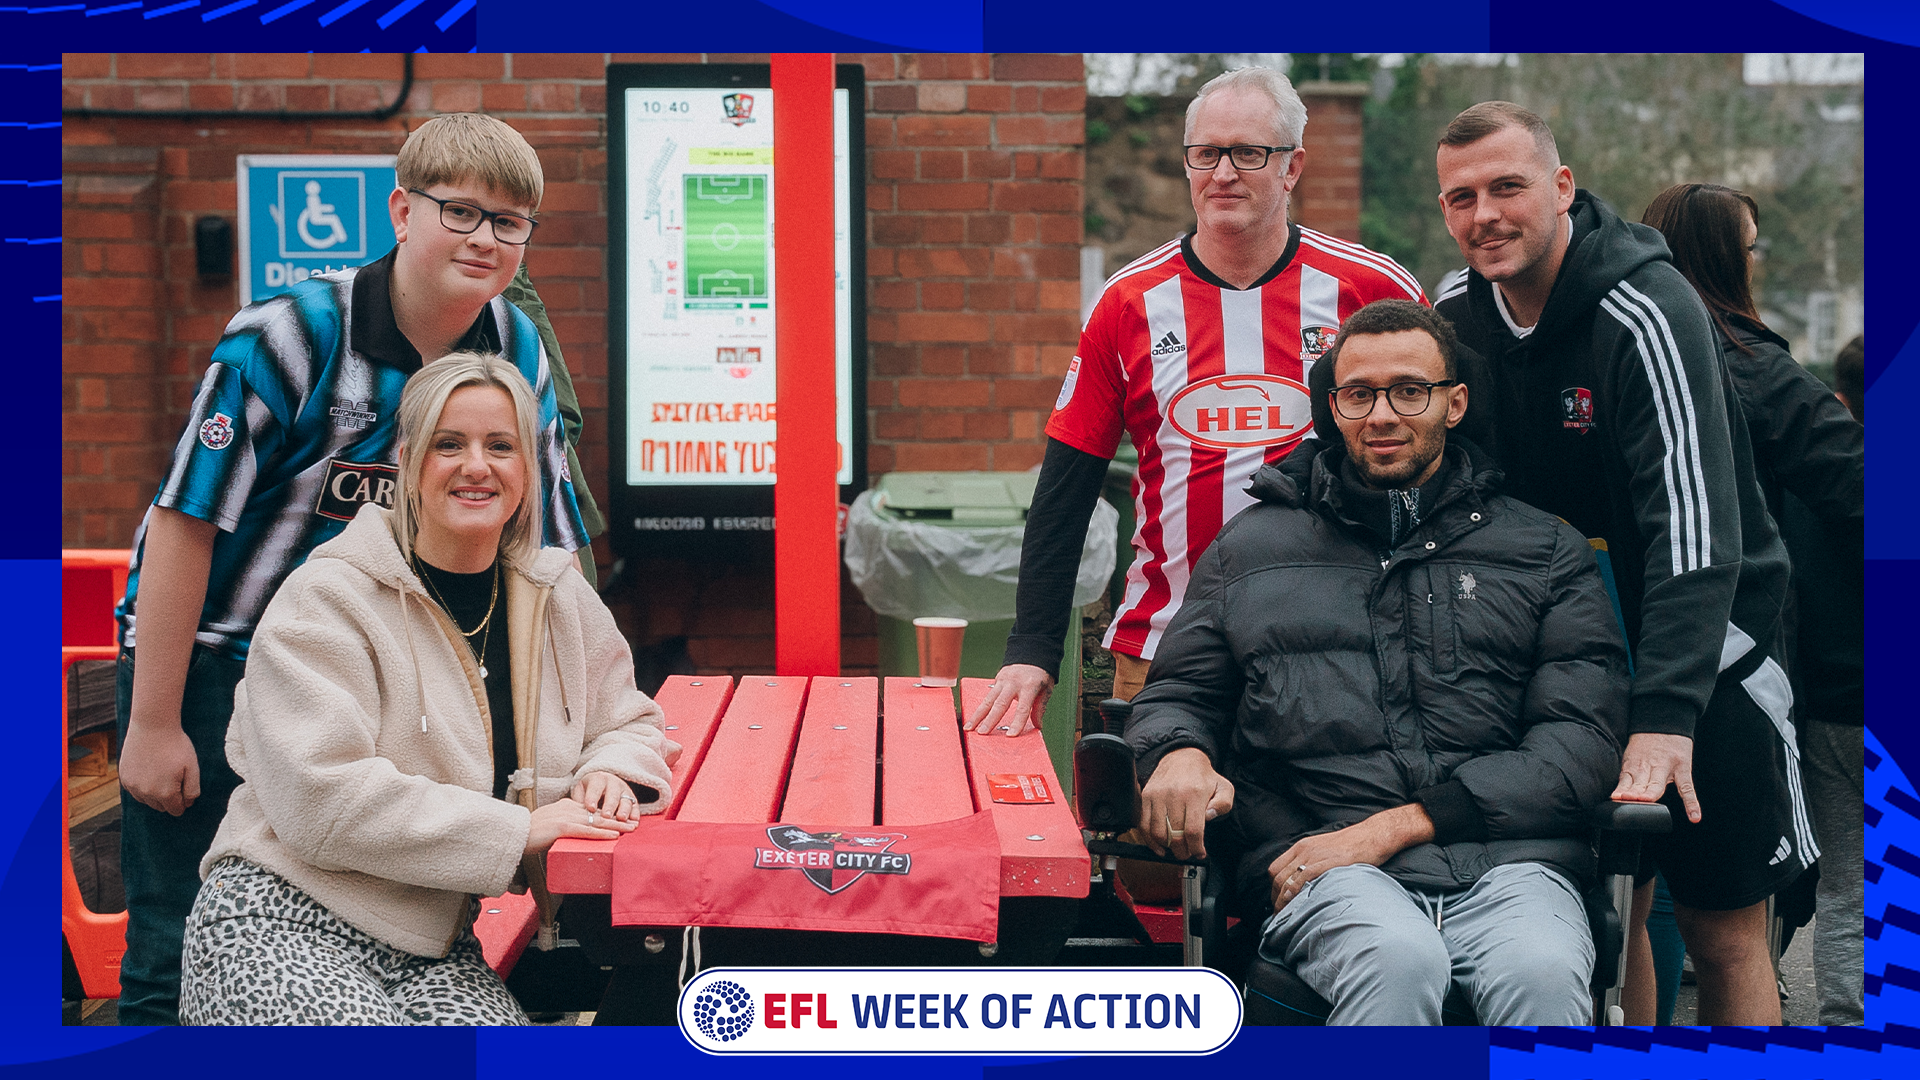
<box><xmin>63</xmin><ymin>144</ymin><xmax>166</xmax><ymax>550</ymax></box>
<box><xmin>1294</xmin><ymin>81</ymin><xmax>1369</xmax><ymax>242</ymax></box>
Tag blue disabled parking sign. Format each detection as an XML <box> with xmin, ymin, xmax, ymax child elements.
<box><xmin>238</xmin><ymin>155</ymin><xmax>398</xmax><ymax>305</ymax></box>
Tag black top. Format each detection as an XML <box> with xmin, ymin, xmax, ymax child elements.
<box><xmin>415</xmin><ymin>557</ymin><xmax>516</xmax><ymax>799</ymax></box>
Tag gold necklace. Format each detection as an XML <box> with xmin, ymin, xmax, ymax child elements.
<box><xmin>415</xmin><ymin>558</ymin><xmax>500</xmax><ymax>679</ymax></box>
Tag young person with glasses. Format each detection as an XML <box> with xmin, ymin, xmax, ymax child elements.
<box><xmin>112</xmin><ymin>113</ymin><xmax>588</xmax><ymax>1024</ymax></box>
<box><xmin>1128</xmin><ymin>300</ymin><xmax>1627</xmax><ymax>1024</ymax></box>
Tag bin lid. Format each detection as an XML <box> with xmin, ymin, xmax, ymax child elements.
<box><xmin>872</xmin><ymin>471</ymin><xmax>1035</xmax><ymax>524</ymax></box>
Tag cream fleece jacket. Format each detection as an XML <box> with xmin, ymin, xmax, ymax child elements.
<box><xmin>202</xmin><ymin>504</ymin><xmax>676</xmax><ymax>958</ymax></box>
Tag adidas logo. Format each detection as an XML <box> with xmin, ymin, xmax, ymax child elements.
<box><xmin>1767</xmin><ymin>836</ymin><xmax>1792</xmax><ymax>866</ymax></box>
<box><xmin>1150</xmin><ymin>331</ymin><xmax>1185</xmax><ymax>358</ymax></box>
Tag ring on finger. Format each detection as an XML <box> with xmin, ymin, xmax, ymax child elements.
<box><xmin>589</xmin><ymin>812</ymin><xmax>598</xmax><ymax>827</ymax></box>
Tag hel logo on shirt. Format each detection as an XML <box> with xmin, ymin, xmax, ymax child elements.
<box><xmin>198</xmin><ymin>412</ymin><xmax>235</xmax><ymax>451</ymax></box>
<box><xmin>315</xmin><ymin>459</ymin><xmax>399</xmax><ymax>522</ymax></box>
<box><xmin>1300</xmin><ymin>325</ymin><xmax>1339</xmax><ymax>360</ymax></box>
<box><xmin>723</xmin><ymin>93</ymin><xmax>756</xmax><ymax>126</ymax></box>
<box><xmin>1167</xmin><ymin>374</ymin><xmax>1313</xmax><ymax>451</ymax></box>
<box><xmin>754</xmin><ymin>826</ymin><xmax>913</xmax><ymax>895</ymax></box>
<box><xmin>1561</xmin><ymin>387</ymin><xmax>1595</xmax><ymax>433</ymax></box>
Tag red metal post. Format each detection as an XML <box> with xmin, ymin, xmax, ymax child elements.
<box><xmin>773</xmin><ymin>53</ymin><xmax>840</xmax><ymax>677</ymax></box>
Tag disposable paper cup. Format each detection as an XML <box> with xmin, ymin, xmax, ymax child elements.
<box><xmin>913</xmin><ymin>617</ymin><xmax>968</xmax><ymax>688</ymax></box>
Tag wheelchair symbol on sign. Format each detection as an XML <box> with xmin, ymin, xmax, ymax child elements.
<box><xmin>296</xmin><ymin>181</ymin><xmax>347</xmax><ymax>250</ymax></box>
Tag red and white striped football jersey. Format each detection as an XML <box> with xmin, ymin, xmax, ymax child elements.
<box><xmin>1047</xmin><ymin>226</ymin><xmax>1427</xmax><ymax>659</ymax></box>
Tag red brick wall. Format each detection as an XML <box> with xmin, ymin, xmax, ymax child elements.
<box><xmin>61</xmin><ymin>53</ymin><xmax>1086</xmax><ymax>677</ymax></box>
<box><xmin>1291</xmin><ymin>82</ymin><xmax>1368</xmax><ymax>243</ymax></box>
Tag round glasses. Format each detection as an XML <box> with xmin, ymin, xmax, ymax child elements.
<box><xmin>1330</xmin><ymin>380</ymin><xmax>1460</xmax><ymax>420</ymax></box>
<box><xmin>1182</xmin><ymin>144</ymin><xmax>1297</xmax><ymax>171</ymax></box>
<box><xmin>408</xmin><ymin>189</ymin><xmax>537</xmax><ymax>246</ymax></box>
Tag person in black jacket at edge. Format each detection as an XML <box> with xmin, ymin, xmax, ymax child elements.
<box><xmin>1416</xmin><ymin>102</ymin><xmax>1808</xmax><ymax>1025</ymax></box>
<box><xmin>1644</xmin><ymin>184</ymin><xmax>1865</xmax><ymax>1026</ymax></box>
<box><xmin>1126</xmin><ymin>300</ymin><xmax>1627</xmax><ymax>1025</ymax></box>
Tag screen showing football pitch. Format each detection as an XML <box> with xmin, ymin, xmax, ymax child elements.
<box><xmin>616</xmin><ymin>76</ymin><xmax>858</xmax><ymax>494</ymax></box>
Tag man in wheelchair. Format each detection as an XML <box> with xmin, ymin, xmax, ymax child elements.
<box><xmin>1125</xmin><ymin>300</ymin><xmax>1628</xmax><ymax>1025</ymax></box>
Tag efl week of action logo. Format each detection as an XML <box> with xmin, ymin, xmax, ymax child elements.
<box><xmin>679</xmin><ymin>967</ymin><xmax>1241</xmax><ymax>1055</ymax></box>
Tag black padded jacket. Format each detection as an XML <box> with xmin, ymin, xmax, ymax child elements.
<box><xmin>1125</xmin><ymin>442</ymin><xmax>1628</xmax><ymax>914</ymax></box>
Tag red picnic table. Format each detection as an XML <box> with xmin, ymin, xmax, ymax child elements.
<box><xmin>538</xmin><ymin>674</ymin><xmax>1091</xmax><ymax>1023</ymax></box>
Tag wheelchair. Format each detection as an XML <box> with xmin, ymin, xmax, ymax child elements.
<box><xmin>1074</xmin><ymin>698</ymin><xmax>1671</xmax><ymax>1025</ymax></box>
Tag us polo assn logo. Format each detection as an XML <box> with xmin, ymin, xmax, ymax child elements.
<box><xmin>198</xmin><ymin>412</ymin><xmax>235</xmax><ymax>450</ymax></box>
<box><xmin>722</xmin><ymin>93</ymin><xmax>756</xmax><ymax>126</ymax></box>
<box><xmin>1300</xmin><ymin>325</ymin><xmax>1339</xmax><ymax>360</ymax></box>
<box><xmin>1561</xmin><ymin>387</ymin><xmax>1595</xmax><ymax>432</ymax></box>
<box><xmin>755</xmin><ymin>826</ymin><xmax>912</xmax><ymax>894</ymax></box>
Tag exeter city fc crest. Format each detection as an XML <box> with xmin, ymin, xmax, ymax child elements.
<box><xmin>754</xmin><ymin>826</ymin><xmax>912</xmax><ymax>894</ymax></box>
<box><xmin>1301</xmin><ymin>325</ymin><xmax>1339</xmax><ymax>360</ymax></box>
<box><xmin>1561</xmin><ymin>386</ymin><xmax>1595</xmax><ymax>433</ymax></box>
<box><xmin>722</xmin><ymin>93</ymin><xmax>756</xmax><ymax>126</ymax></box>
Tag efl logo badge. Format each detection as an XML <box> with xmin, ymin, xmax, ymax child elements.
<box><xmin>754</xmin><ymin>826</ymin><xmax>912</xmax><ymax>894</ymax></box>
<box><xmin>314</xmin><ymin>459</ymin><xmax>398</xmax><ymax>522</ymax></box>
<box><xmin>1300</xmin><ymin>325</ymin><xmax>1339</xmax><ymax>360</ymax></box>
<box><xmin>1561</xmin><ymin>386</ymin><xmax>1595</xmax><ymax>433</ymax></box>
<box><xmin>198</xmin><ymin>412</ymin><xmax>235</xmax><ymax>451</ymax></box>
<box><xmin>722</xmin><ymin>93</ymin><xmax>756</xmax><ymax>126</ymax></box>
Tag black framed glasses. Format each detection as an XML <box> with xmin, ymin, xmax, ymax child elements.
<box><xmin>408</xmin><ymin>189</ymin><xmax>538</xmax><ymax>245</ymax></box>
<box><xmin>1182</xmin><ymin>144</ymin><xmax>1297</xmax><ymax>171</ymax></box>
<box><xmin>1331</xmin><ymin>380</ymin><xmax>1460</xmax><ymax>420</ymax></box>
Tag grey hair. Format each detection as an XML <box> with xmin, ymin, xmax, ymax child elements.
<box><xmin>393</xmin><ymin>351</ymin><xmax>544</xmax><ymax>568</ymax></box>
<box><xmin>1184</xmin><ymin>66</ymin><xmax>1308</xmax><ymax>148</ymax></box>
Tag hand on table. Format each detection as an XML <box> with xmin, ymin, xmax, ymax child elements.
<box><xmin>571</xmin><ymin>770</ymin><xmax>645</xmax><ymax>822</ymax></box>
<box><xmin>1611</xmin><ymin>732</ymin><xmax>1699</xmax><ymax>823</ymax></box>
<box><xmin>526</xmin><ymin>794</ymin><xmax>635</xmax><ymax>857</ymax></box>
<box><xmin>1138</xmin><ymin>747</ymin><xmax>1234</xmax><ymax>861</ymax></box>
<box><xmin>967</xmin><ymin>663</ymin><xmax>1053</xmax><ymax>737</ymax></box>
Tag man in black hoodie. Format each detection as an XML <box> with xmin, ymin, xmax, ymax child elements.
<box><xmin>1429</xmin><ymin>102</ymin><xmax>1806</xmax><ymax>1024</ymax></box>
<box><xmin>1128</xmin><ymin>301</ymin><xmax>1627</xmax><ymax>1024</ymax></box>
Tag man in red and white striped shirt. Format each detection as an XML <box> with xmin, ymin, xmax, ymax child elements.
<box><xmin>970</xmin><ymin>66</ymin><xmax>1426</xmax><ymax>739</ymax></box>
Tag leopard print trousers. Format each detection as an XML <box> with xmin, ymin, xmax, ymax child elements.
<box><xmin>179</xmin><ymin>857</ymin><xmax>529</xmax><ymax>1025</ymax></box>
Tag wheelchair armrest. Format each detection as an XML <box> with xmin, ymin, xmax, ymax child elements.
<box><xmin>1589</xmin><ymin>800</ymin><xmax>1673</xmax><ymax>833</ymax></box>
<box><xmin>1590</xmin><ymin>800</ymin><xmax>1671</xmax><ymax>879</ymax></box>
<box><xmin>1074</xmin><ymin>732</ymin><xmax>1143</xmax><ymax>834</ymax></box>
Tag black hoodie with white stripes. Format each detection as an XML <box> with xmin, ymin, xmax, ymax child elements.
<box><xmin>1431</xmin><ymin>190</ymin><xmax>1791</xmax><ymax>741</ymax></box>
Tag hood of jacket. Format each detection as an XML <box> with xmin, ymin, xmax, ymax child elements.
<box><xmin>1248</xmin><ymin>438</ymin><xmax>1504</xmax><ymax>527</ymax></box>
<box><xmin>1524</xmin><ymin>190</ymin><xmax>1672</xmax><ymax>347</ymax></box>
<box><xmin>313</xmin><ymin>502</ymin><xmax>575</xmax><ymax>599</ymax></box>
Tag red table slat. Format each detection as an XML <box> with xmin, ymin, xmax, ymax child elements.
<box><xmin>675</xmin><ymin>676</ymin><xmax>809</xmax><ymax>823</ymax></box>
<box><xmin>779</xmin><ymin>676</ymin><xmax>880</xmax><ymax>824</ymax></box>
<box><xmin>958</xmin><ymin>678</ymin><xmax>1090</xmax><ymax>899</ymax></box>
<box><xmin>548</xmin><ymin>674</ymin><xmax>738</xmax><ymax>893</ymax></box>
<box><xmin>879</xmin><ymin>677</ymin><xmax>976</xmax><ymax>825</ymax></box>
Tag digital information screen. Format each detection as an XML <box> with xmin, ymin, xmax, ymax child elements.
<box><xmin>608</xmin><ymin>65</ymin><xmax>866</xmax><ymax>553</ymax></box>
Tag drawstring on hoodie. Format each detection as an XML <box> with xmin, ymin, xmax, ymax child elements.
<box><xmin>398</xmin><ymin>586</ymin><xmax>431</xmax><ymax>734</ymax></box>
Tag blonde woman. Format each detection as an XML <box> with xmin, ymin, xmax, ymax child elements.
<box><xmin>179</xmin><ymin>353</ymin><xmax>675</xmax><ymax>1025</ymax></box>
